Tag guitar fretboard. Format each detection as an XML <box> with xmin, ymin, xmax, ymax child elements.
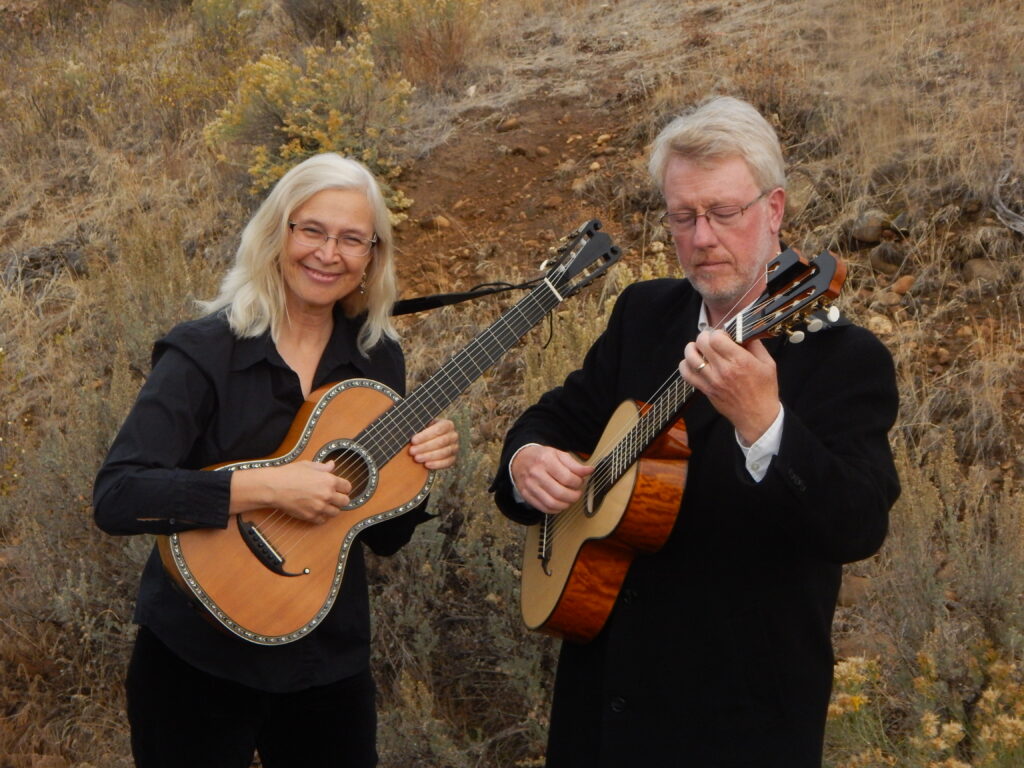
<box><xmin>588</xmin><ymin>306</ymin><xmax>756</xmax><ymax>496</ymax></box>
<box><xmin>591</xmin><ymin>374</ymin><xmax>694</xmax><ymax>496</ymax></box>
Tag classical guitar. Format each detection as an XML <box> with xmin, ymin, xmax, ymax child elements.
<box><xmin>519</xmin><ymin>247</ymin><xmax>847</xmax><ymax>644</ymax></box>
<box><xmin>158</xmin><ymin>220</ymin><xmax>620</xmax><ymax>645</ymax></box>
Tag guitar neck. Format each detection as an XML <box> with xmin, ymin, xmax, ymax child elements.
<box><xmin>590</xmin><ymin>309</ymin><xmax>749</xmax><ymax>495</ymax></box>
<box><xmin>360</xmin><ymin>282</ymin><xmax>564</xmax><ymax>465</ymax></box>
<box><xmin>593</xmin><ymin>372</ymin><xmax>695</xmax><ymax>494</ymax></box>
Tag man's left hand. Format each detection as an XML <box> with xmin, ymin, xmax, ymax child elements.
<box><xmin>680</xmin><ymin>329</ymin><xmax>781</xmax><ymax>446</ymax></box>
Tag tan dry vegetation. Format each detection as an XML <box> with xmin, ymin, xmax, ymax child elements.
<box><xmin>1</xmin><ymin>0</ymin><xmax>1024</xmax><ymax>765</ymax></box>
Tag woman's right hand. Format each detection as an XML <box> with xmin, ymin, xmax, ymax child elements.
<box><xmin>229</xmin><ymin>460</ymin><xmax>352</xmax><ymax>524</ymax></box>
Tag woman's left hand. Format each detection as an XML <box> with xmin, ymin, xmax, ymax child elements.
<box><xmin>408</xmin><ymin>418</ymin><xmax>459</xmax><ymax>470</ymax></box>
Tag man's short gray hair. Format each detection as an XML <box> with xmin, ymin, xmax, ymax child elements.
<box><xmin>648</xmin><ymin>96</ymin><xmax>786</xmax><ymax>194</ymax></box>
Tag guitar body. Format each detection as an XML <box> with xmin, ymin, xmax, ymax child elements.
<box><xmin>520</xmin><ymin>399</ymin><xmax>690</xmax><ymax>644</ymax></box>
<box><xmin>157</xmin><ymin>379</ymin><xmax>432</xmax><ymax>645</ymax></box>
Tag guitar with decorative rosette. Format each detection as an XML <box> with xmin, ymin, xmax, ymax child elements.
<box><xmin>158</xmin><ymin>220</ymin><xmax>620</xmax><ymax>645</ymax></box>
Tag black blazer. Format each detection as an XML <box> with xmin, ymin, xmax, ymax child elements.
<box><xmin>492</xmin><ymin>278</ymin><xmax>900</xmax><ymax>767</ymax></box>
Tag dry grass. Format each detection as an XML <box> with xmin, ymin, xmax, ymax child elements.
<box><xmin>1</xmin><ymin>0</ymin><xmax>1023</xmax><ymax>765</ymax></box>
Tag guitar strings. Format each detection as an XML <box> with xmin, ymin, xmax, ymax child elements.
<box><xmin>538</xmin><ymin>264</ymin><xmax>777</xmax><ymax>549</ymax></box>
<box><xmin>543</xmin><ymin>298</ymin><xmax>785</xmax><ymax>546</ymax></box>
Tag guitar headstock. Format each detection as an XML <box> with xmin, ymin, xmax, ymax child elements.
<box><xmin>540</xmin><ymin>219</ymin><xmax>622</xmax><ymax>298</ymax></box>
<box><xmin>733</xmin><ymin>247</ymin><xmax>847</xmax><ymax>343</ymax></box>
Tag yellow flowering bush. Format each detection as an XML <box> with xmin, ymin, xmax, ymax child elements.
<box><xmin>970</xmin><ymin>653</ymin><xmax>1024</xmax><ymax>766</ymax></box>
<box><xmin>827</xmin><ymin>656</ymin><xmax>897</xmax><ymax>766</ymax></box>
<box><xmin>832</xmin><ymin>657</ymin><xmax>879</xmax><ymax>712</ymax></box>
<box><xmin>204</xmin><ymin>31</ymin><xmax>414</xmax><ymax>213</ymax></box>
<box><xmin>912</xmin><ymin>711</ymin><xmax>968</xmax><ymax>762</ymax></box>
<box><xmin>825</xmin><ymin>647</ymin><xmax>1024</xmax><ymax>767</ymax></box>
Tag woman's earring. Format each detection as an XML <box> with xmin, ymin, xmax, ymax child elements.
<box><xmin>359</xmin><ymin>274</ymin><xmax>367</xmax><ymax>295</ymax></box>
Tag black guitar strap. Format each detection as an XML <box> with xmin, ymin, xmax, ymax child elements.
<box><xmin>391</xmin><ymin>280</ymin><xmax>536</xmax><ymax>316</ymax></box>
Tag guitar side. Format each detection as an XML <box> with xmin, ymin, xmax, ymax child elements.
<box><xmin>157</xmin><ymin>379</ymin><xmax>431</xmax><ymax>644</ymax></box>
<box><xmin>520</xmin><ymin>399</ymin><xmax>689</xmax><ymax>644</ymax></box>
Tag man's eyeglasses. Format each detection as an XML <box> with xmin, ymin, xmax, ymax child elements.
<box><xmin>289</xmin><ymin>222</ymin><xmax>378</xmax><ymax>259</ymax></box>
<box><xmin>659</xmin><ymin>190</ymin><xmax>769</xmax><ymax>234</ymax></box>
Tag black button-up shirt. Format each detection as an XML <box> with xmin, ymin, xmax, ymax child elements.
<box><xmin>94</xmin><ymin>307</ymin><xmax>432</xmax><ymax>692</ymax></box>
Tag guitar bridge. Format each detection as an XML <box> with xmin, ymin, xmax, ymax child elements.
<box><xmin>236</xmin><ymin>516</ymin><xmax>309</xmax><ymax>577</ymax></box>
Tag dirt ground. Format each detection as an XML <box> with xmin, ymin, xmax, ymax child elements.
<box><xmin>395</xmin><ymin>97</ymin><xmax>639</xmax><ymax>298</ymax></box>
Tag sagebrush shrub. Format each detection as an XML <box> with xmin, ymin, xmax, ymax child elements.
<box><xmin>203</xmin><ymin>31</ymin><xmax>414</xmax><ymax>215</ymax></box>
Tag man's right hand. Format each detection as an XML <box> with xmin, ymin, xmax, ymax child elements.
<box><xmin>510</xmin><ymin>444</ymin><xmax>594</xmax><ymax>515</ymax></box>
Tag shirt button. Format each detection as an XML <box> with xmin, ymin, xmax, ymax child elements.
<box><xmin>609</xmin><ymin>696</ymin><xmax>627</xmax><ymax>713</ymax></box>
<box><xmin>168</xmin><ymin>518</ymin><xmax>177</xmax><ymax>526</ymax></box>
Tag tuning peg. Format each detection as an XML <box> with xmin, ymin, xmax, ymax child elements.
<box><xmin>788</xmin><ymin>329</ymin><xmax>806</xmax><ymax>344</ymax></box>
<box><xmin>806</xmin><ymin>317</ymin><xmax>824</xmax><ymax>333</ymax></box>
<box><xmin>826</xmin><ymin>306</ymin><xmax>841</xmax><ymax>323</ymax></box>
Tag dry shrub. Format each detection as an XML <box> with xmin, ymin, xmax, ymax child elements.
<box><xmin>278</xmin><ymin>0</ymin><xmax>366</xmax><ymax>42</ymax></box>
<box><xmin>792</xmin><ymin>0</ymin><xmax>1024</xmax><ymax>232</ymax></box>
<box><xmin>879</xmin><ymin>258</ymin><xmax>1024</xmax><ymax>466</ymax></box>
<box><xmin>0</xmin><ymin>176</ymin><xmax>225</xmax><ymax>762</ymax></box>
<box><xmin>368</xmin><ymin>0</ymin><xmax>483</xmax><ymax>92</ymax></box>
<box><xmin>0</xmin><ymin>270</ymin><xmax>150</xmax><ymax>764</ymax></box>
<box><xmin>0</xmin><ymin>3</ymin><xmax>256</xmax><ymax>157</ymax></box>
<box><xmin>825</xmin><ymin>439</ymin><xmax>1024</xmax><ymax>766</ymax></box>
<box><xmin>0</xmin><ymin>0</ymin><xmax>107</xmax><ymax>36</ymax></box>
<box><xmin>363</xmin><ymin>247</ymin><xmax>643</xmax><ymax>765</ymax></box>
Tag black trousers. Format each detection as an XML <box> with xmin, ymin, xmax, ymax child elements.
<box><xmin>125</xmin><ymin>626</ymin><xmax>378</xmax><ymax>768</ymax></box>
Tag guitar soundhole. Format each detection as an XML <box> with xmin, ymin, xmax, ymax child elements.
<box><xmin>320</xmin><ymin>446</ymin><xmax>373</xmax><ymax>506</ymax></box>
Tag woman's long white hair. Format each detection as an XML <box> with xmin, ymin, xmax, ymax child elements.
<box><xmin>201</xmin><ymin>153</ymin><xmax>398</xmax><ymax>356</ymax></box>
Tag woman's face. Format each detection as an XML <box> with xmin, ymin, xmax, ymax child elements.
<box><xmin>281</xmin><ymin>188</ymin><xmax>375</xmax><ymax>316</ymax></box>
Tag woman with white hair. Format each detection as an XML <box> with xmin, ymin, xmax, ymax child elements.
<box><xmin>94</xmin><ymin>153</ymin><xmax>459</xmax><ymax>767</ymax></box>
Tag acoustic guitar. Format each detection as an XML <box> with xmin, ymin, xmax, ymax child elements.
<box><xmin>519</xmin><ymin>247</ymin><xmax>847</xmax><ymax>643</ymax></box>
<box><xmin>158</xmin><ymin>220</ymin><xmax>620</xmax><ymax>645</ymax></box>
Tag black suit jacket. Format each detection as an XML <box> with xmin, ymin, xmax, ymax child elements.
<box><xmin>492</xmin><ymin>278</ymin><xmax>900</xmax><ymax>767</ymax></box>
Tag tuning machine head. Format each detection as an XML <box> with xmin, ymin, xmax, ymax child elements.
<box><xmin>788</xmin><ymin>304</ymin><xmax>842</xmax><ymax>344</ymax></box>
<box><xmin>807</xmin><ymin>305</ymin><xmax>842</xmax><ymax>333</ymax></box>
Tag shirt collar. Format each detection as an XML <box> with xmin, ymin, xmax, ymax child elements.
<box><xmin>697</xmin><ymin>298</ymin><xmax>759</xmax><ymax>337</ymax></box>
<box><xmin>697</xmin><ymin>302</ymin><xmax>712</xmax><ymax>334</ymax></box>
<box><xmin>229</xmin><ymin>304</ymin><xmax>363</xmax><ymax>373</ymax></box>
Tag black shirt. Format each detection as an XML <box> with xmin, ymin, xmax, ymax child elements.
<box><xmin>94</xmin><ymin>306</ymin><xmax>433</xmax><ymax>692</ymax></box>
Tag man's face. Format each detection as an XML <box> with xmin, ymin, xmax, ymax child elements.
<box><xmin>662</xmin><ymin>154</ymin><xmax>785</xmax><ymax>325</ymax></box>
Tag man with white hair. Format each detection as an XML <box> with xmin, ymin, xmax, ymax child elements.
<box><xmin>492</xmin><ymin>96</ymin><xmax>900</xmax><ymax>767</ymax></box>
